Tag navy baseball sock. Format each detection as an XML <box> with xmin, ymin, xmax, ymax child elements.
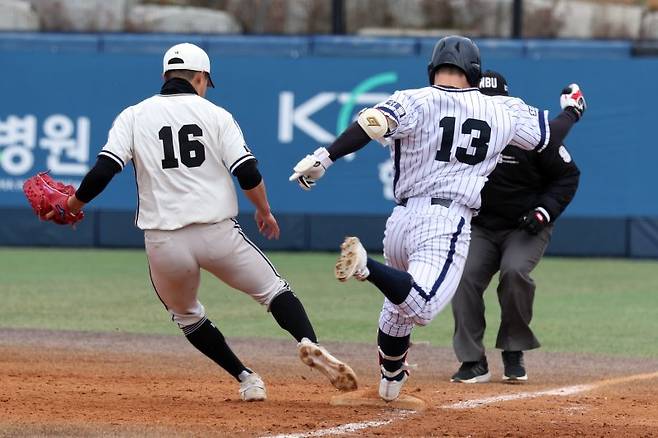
<box><xmin>366</xmin><ymin>258</ymin><xmax>413</xmax><ymax>305</ymax></box>
<box><xmin>269</xmin><ymin>290</ymin><xmax>318</xmax><ymax>343</ymax></box>
<box><xmin>378</xmin><ymin>330</ymin><xmax>410</xmax><ymax>377</ymax></box>
<box><xmin>184</xmin><ymin>318</ymin><xmax>247</xmax><ymax>381</ymax></box>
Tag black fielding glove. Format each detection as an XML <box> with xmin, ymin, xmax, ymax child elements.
<box><xmin>519</xmin><ymin>208</ymin><xmax>549</xmax><ymax>235</ymax></box>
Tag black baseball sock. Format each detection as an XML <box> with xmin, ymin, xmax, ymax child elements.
<box><xmin>184</xmin><ymin>318</ymin><xmax>247</xmax><ymax>381</ymax></box>
<box><xmin>269</xmin><ymin>290</ymin><xmax>318</xmax><ymax>343</ymax></box>
<box><xmin>378</xmin><ymin>329</ymin><xmax>410</xmax><ymax>376</ymax></box>
<box><xmin>366</xmin><ymin>258</ymin><xmax>413</xmax><ymax>304</ymax></box>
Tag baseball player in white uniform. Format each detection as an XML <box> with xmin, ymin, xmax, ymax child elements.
<box><xmin>290</xmin><ymin>35</ymin><xmax>554</xmax><ymax>402</ymax></box>
<box><xmin>61</xmin><ymin>43</ymin><xmax>357</xmax><ymax>402</ymax></box>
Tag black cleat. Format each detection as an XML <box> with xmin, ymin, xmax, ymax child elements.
<box><xmin>502</xmin><ymin>350</ymin><xmax>528</xmax><ymax>382</ymax></box>
<box><xmin>451</xmin><ymin>356</ymin><xmax>491</xmax><ymax>383</ymax></box>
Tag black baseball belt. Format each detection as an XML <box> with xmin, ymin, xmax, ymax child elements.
<box><xmin>397</xmin><ymin>197</ymin><xmax>452</xmax><ymax>208</ymax></box>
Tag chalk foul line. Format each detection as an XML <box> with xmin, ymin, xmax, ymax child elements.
<box><xmin>261</xmin><ymin>409</ymin><xmax>416</xmax><ymax>438</ymax></box>
<box><xmin>260</xmin><ymin>371</ymin><xmax>658</xmax><ymax>436</ymax></box>
<box><xmin>442</xmin><ymin>370</ymin><xmax>658</xmax><ymax>410</ymax></box>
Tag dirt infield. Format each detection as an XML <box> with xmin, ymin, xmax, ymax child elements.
<box><xmin>1</xmin><ymin>329</ymin><xmax>657</xmax><ymax>437</ymax></box>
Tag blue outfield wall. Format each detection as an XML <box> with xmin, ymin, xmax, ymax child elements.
<box><xmin>0</xmin><ymin>33</ymin><xmax>657</xmax><ymax>257</ymax></box>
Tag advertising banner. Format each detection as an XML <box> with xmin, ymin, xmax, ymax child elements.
<box><xmin>2</xmin><ymin>37</ymin><xmax>657</xmax><ymax>217</ymax></box>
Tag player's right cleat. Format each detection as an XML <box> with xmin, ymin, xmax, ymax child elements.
<box><xmin>298</xmin><ymin>338</ymin><xmax>358</xmax><ymax>391</ymax></box>
<box><xmin>502</xmin><ymin>351</ymin><xmax>528</xmax><ymax>382</ymax></box>
<box><xmin>335</xmin><ymin>236</ymin><xmax>370</xmax><ymax>282</ymax></box>
<box><xmin>379</xmin><ymin>365</ymin><xmax>410</xmax><ymax>402</ymax></box>
<box><xmin>238</xmin><ymin>371</ymin><xmax>267</xmax><ymax>401</ymax></box>
<box><xmin>450</xmin><ymin>356</ymin><xmax>491</xmax><ymax>383</ymax></box>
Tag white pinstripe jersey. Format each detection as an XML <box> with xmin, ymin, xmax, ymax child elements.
<box><xmin>99</xmin><ymin>93</ymin><xmax>254</xmax><ymax>230</ymax></box>
<box><xmin>375</xmin><ymin>85</ymin><xmax>550</xmax><ymax>210</ymax></box>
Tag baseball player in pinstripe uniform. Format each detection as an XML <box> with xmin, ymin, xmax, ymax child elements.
<box><xmin>450</xmin><ymin>70</ymin><xmax>583</xmax><ymax>384</ymax></box>
<box><xmin>57</xmin><ymin>43</ymin><xmax>357</xmax><ymax>402</ymax></box>
<box><xmin>290</xmin><ymin>35</ymin><xmax>565</xmax><ymax>402</ymax></box>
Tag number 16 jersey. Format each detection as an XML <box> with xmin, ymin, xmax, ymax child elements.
<box><xmin>99</xmin><ymin>93</ymin><xmax>254</xmax><ymax>230</ymax></box>
<box><xmin>375</xmin><ymin>85</ymin><xmax>550</xmax><ymax>210</ymax></box>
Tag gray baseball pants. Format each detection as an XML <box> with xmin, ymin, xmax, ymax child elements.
<box><xmin>451</xmin><ymin>223</ymin><xmax>552</xmax><ymax>362</ymax></box>
<box><xmin>145</xmin><ymin>219</ymin><xmax>289</xmax><ymax>329</ymax></box>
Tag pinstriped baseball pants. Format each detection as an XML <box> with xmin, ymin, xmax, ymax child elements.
<box><xmin>144</xmin><ymin>219</ymin><xmax>289</xmax><ymax>328</ymax></box>
<box><xmin>379</xmin><ymin>198</ymin><xmax>472</xmax><ymax>337</ymax></box>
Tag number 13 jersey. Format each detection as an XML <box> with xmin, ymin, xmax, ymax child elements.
<box><xmin>99</xmin><ymin>92</ymin><xmax>254</xmax><ymax>230</ymax></box>
<box><xmin>375</xmin><ymin>85</ymin><xmax>550</xmax><ymax>210</ymax></box>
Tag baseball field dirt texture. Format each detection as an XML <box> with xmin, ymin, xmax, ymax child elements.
<box><xmin>1</xmin><ymin>249</ymin><xmax>657</xmax><ymax>437</ymax></box>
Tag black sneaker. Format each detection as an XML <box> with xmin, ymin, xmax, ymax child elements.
<box><xmin>502</xmin><ymin>351</ymin><xmax>528</xmax><ymax>382</ymax></box>
<box><xmin>450</xmin><ymin>356</ymin><xmax>491</xmax><ymax>383</ymax></box>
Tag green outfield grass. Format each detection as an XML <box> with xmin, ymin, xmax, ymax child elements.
<box><xmin>1</xmin><ymin>247</ymin><xmax>657</xmax><ymax>357</ymax></box>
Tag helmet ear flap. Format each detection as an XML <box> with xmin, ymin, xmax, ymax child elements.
<box><xmin>469</xmin><ymin>63</ymin><xmax>482</xmax><ymax>87</ymax></box>
<box><xmin>427</xmin><ymin>64</ymin><xmax>436</xmax><ymax>86</ymax></box>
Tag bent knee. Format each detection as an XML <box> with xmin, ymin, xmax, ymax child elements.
<box><xmin>253</xmin><ymin>278</ymin><xmax>290</xmax><ymax>307</ymax></box>
<box><xmin>170</xmin><ymin>301</ymin><xmax>206</xmax><ymax>328</ymax></box>
<box><xmin>499</xmin><ymin>263</ymin><xmax>532</xmax><ymax>282</ymax></box>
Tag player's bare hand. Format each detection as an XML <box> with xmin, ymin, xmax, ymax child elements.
<box><xmin>560</xmin><ymin>83</ymin><xmax>586</xmax><ymax>120</ymax></box>
<box><xmin>255</xmin><ymin>210</ymin><xmax>280</xmax><ymax>240</ymax></box>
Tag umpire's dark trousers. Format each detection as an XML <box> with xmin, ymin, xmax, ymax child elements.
<box><xmin>451</xmin><ymin>223</ymin><xmax>553</xmax><ymax>362</ymax></box>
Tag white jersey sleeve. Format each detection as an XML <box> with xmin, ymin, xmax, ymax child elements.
<box><xmin>98</xmin><ymin>107</ymin><xmax>135</xmax><ymax>169</ymax></box>
<box><xmin>374</xmin><ymin>90</ymin><xmax>420</xmax><ymax>140</ymax></box>
<box><xmin>218</xmin><ymin>111</ymin><xmax>255</xmax><ymax>173</ymax></box>
<box><xmin>499</xmin><ymin>96</ymin><xmax>550</xmax><ymax>151</ymax></box>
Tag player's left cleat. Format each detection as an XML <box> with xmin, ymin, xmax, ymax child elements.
<box><xmin>298</xmin><ymin>338</ymin><xmax>358</xmax><ymax>391</ymax></box>
<box><xmin>238</xmin><ymin>371</ymin><xmax>267</xmax><ymax>401</ymax></box>
<box><xmin>379</xmin><ymin>365</ymin><xmax>410</xmax><ymax>402</ymax></box>
<box><xmin>502</xmin><ymin>350</ymin><xmax>528</xmax><ymax>382</ymax></box>
<box><xmin>335</xmin><ymin>236</ymin><xmax>370</xmax><ymax>282</ymax></box>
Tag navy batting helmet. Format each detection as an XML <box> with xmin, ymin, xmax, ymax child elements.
<box><xmin>427</xmin><ymin>35</ymin><xmax>481</xmax><ymax>87</ymax></box>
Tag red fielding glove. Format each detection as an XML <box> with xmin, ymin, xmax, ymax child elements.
<box><xmin>23</xmin><ymin>171</ymin><xmax>84</xmax><ymax>226</ymax></box>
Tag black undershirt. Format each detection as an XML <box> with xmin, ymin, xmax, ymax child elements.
<box><xmin>326</xmin><ymin>122</ymin><xmax>372</xmax><ymax>161</ymax></box>
<box><xmin>233</xmin><ymin>159</ymin><xmax>262</xmax><ymax>190</ymax></box>
<box><xmin>547</xmin><ymin>108</ymin><xmax>579</xmax><ymax>147</ymax></box>
<box><xmin>75</xmin><ymin>156</ymin><xmax>121</xmax><ymax>203</ymax></box>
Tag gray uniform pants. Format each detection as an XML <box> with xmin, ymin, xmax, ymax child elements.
<box><xmin>145</xmin><ymin>219</ymin><xmax>289</xmax><ymax>329</ymax></box>
<box><xmin>451</xmin><ymin>223</ymin><xmax>552</xmax><ymax>362</ymax></box>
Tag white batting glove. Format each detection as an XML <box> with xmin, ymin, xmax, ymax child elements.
<box><xmin>289</xmin><ymin>147</ymin><xmax>333</xmax><ymax>190</ymax></box>
<box><xmin>560</xmin><ymin>83</ymin><xmax>587</xmax><ymax>120</ymax></box>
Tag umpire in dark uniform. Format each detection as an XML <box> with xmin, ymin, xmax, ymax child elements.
<box><xmin>451</xmin><ymin>70</ymin><xmax>583</xmax><ymax>383</ymax></box>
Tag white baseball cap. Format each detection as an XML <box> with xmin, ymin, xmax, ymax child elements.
<box><xmin>163</xmin><ymin>43</ymin><xmax>215</xmax><ymax>88</ymax></box>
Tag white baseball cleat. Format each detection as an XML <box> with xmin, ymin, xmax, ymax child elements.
<box><xmin>379</xmin><ymin>365</ymin><xmax>410</xmax><ymax>402</ymax></box>
<box><xmin>335</xmin><ymin>236</ymin><xmax>370</xmax><ymax>282</ymax></box>
<box><xmin>238</xmin><ymin>371</ymin><xmax>267</xmax><ymax>402</ymax></box>
<box><xmin>298</xmin><ymin>338</ymin><xmax>358</xmax><ymax>391</ymax></box>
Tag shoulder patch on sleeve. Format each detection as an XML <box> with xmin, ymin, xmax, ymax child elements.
<box><xmin>558</xmin><ymin>145</ymin><xmax>572</xmax><ymax>163</ymax></box>
<box><xmin>382</xmin><ymin>99</ymin><xmax>406</xmax><ymax>117</ymax></box>
<box><xmin>375</xmin><ymin>92</ymin><xmax>408</xmax><ymax>124</ymax></box>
